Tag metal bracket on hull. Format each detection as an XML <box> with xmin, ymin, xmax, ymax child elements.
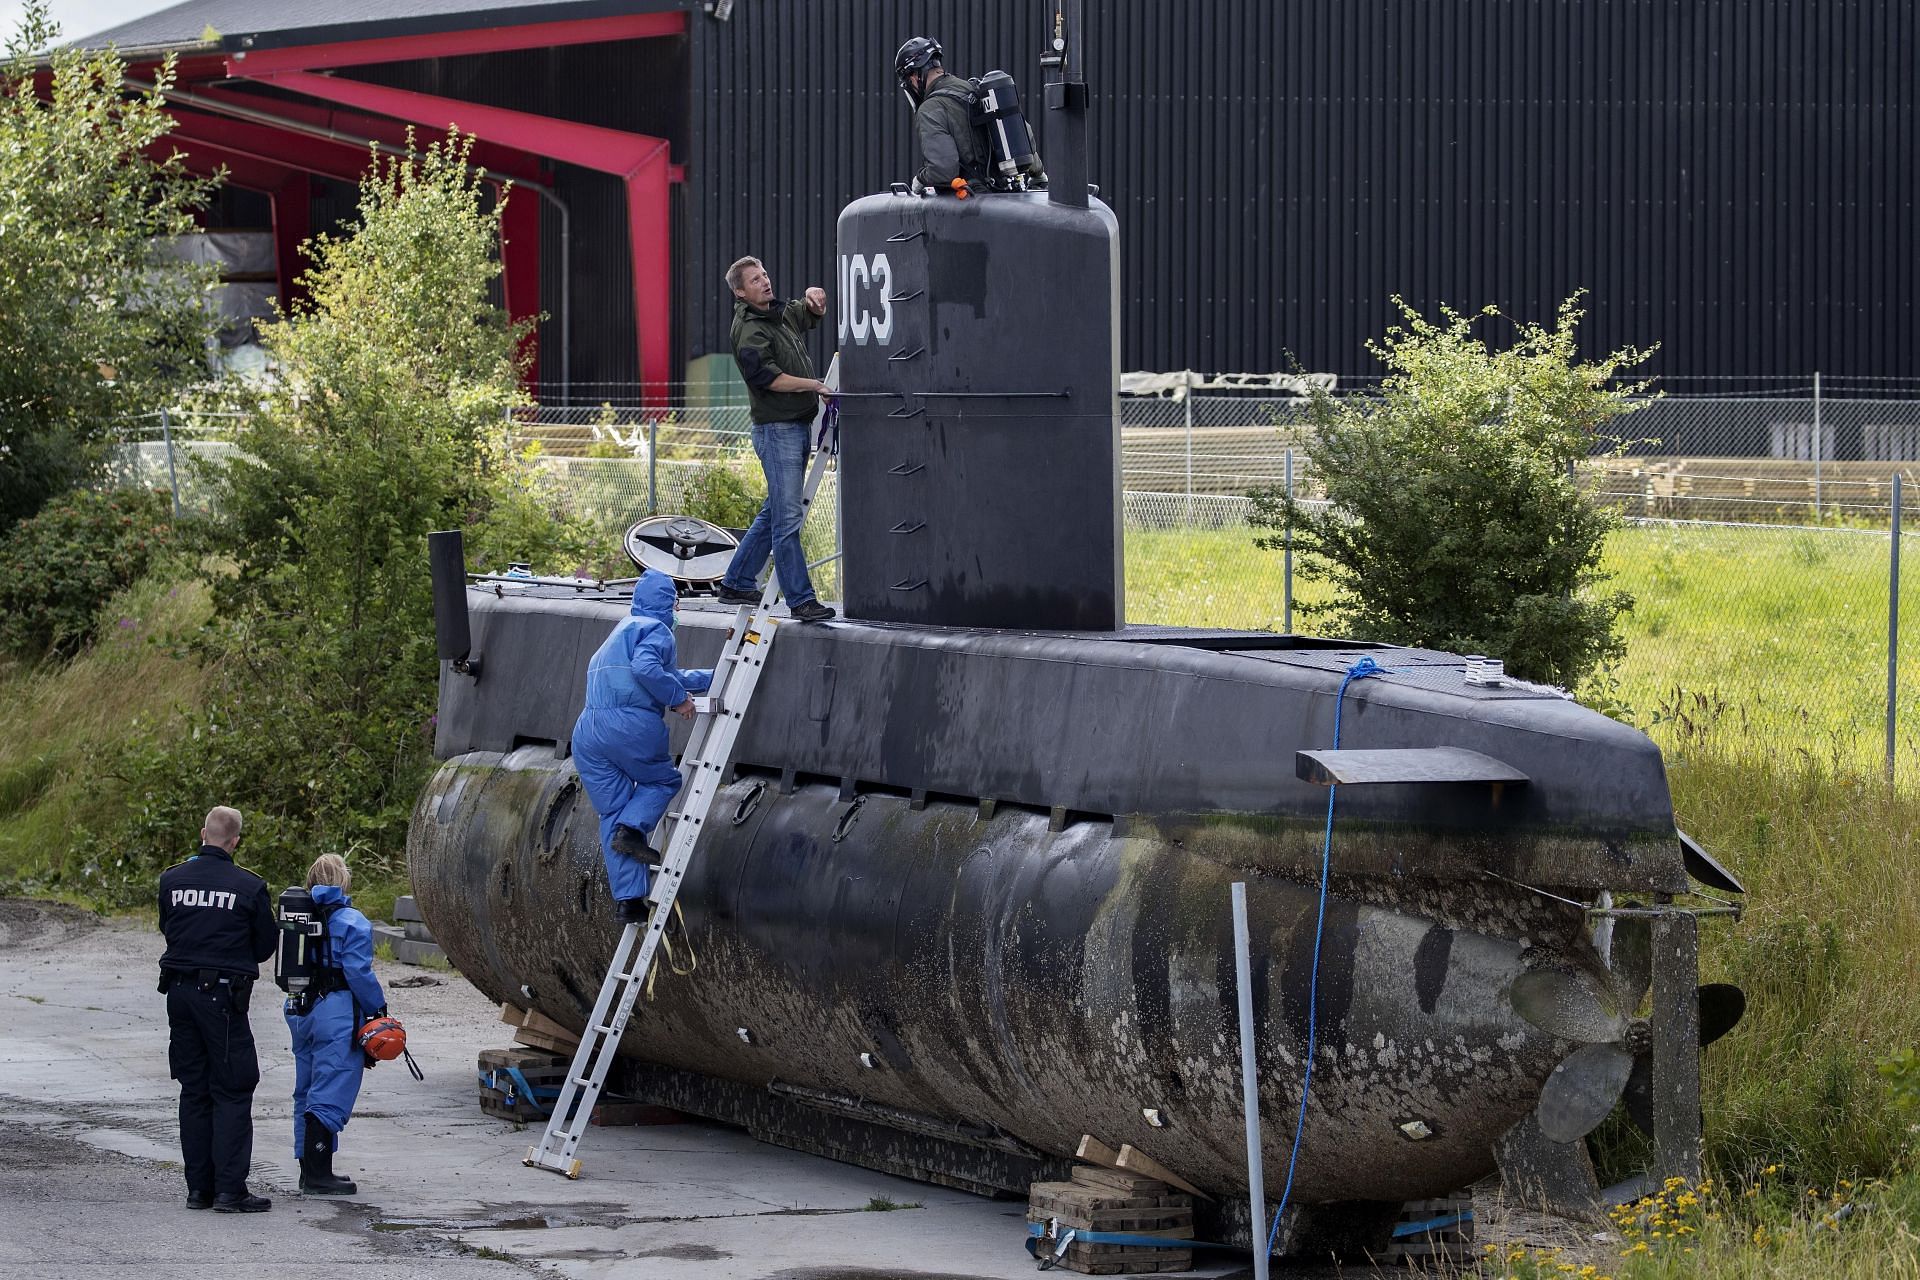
<box><xmin>1295</xmin><ymin>747</ymin><xmax>1530</xmax><ymax>787</ymax></box>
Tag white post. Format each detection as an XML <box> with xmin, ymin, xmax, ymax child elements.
<box><xmin>1183</xmin><ymin>386</ymin><xmax>1194</xmax><ymax>525</ymax></box>
<box><xmin>1891</xmin><ymin>474</ymin><xmax>1903</xmax><ymax>781</ymax></box>
<box><xmin>1232</xmin><ymin>882</ymin><xmax>1270</xmax><ymax>1280</ymax></box>
<box><xmin>159</xmin><ymin>408</ymin><xmax>182</xmax><ymax>520</ymax></box>
<box><xmin>1283</xmin><ymin>449</ymin><xmax>1295</xmax><ymax>634</ymax></box>
<box><xmin>1813</xmin><ymin>371</ymin><xmax>1823</xmax><ymax>518</ymax></box>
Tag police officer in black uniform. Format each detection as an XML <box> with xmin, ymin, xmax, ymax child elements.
<box><xmin>158</xmin><ymin>805</ymin><xmax>277</xmax><ymax>1212</ymax></box>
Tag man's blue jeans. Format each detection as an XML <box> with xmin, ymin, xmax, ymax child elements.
<box><xmin>721</xmin><ymin>419</ymin><xmax>816</xmax><ymax>607</ymax></box>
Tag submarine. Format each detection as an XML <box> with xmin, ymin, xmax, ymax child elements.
<box><xmin>411</xmin><ymin>0</ymin><xmax>1741</xmax><ymax>1254</ymax></box>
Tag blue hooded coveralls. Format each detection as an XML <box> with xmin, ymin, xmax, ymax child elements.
<box><xmin>284</xmin><ymin>884</ymin><xmax>386</xmax><ymax>1155</ymax></box>
<box><xmin>571</xmin><ymin>571</ymin><xmax>713</xmax><ymax>904</ymax></box>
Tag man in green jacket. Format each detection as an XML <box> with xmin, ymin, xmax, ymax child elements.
<box><xmin>714</xmin><ymin>256</ymin><xmax>835</xmax><ymax>622</ymax></box>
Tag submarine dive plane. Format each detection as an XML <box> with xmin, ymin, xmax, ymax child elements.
<box><xmin>411</xmin><ymin>0</ymin><xmax>1743</xmax><ymax>1254</ymax></box>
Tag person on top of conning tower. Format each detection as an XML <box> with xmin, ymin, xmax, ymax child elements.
<box><xmin>571</xmin><ymin>570</ymin><xmax>714</xmax><ymax>924</ymax></box>
<box><xmin>896</xmin><ymin>36</ymin><xmax>992</xmax><ymax>195</ymax></box>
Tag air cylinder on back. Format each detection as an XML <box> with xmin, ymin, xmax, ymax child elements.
<box><xmin>834</xmin><ymin>189</ymin><xmax>1121</xmax><ymax>629</ymax></box>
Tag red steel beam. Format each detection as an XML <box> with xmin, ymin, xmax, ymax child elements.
<box><xmin>168</xmin><ymin>110</ymin><xmax>380</xmax><ymax>183</ymax></box>
<box><xmin>224</xmin><ymin>10</ymin><xmax>685</xmax><ymax>75</ymax></box>
<box><xmin>272</xmin><ymin>173</ymin><xmax>312</xmax><ymax>311</ymax></box>
<box><xmin>159</xmin><ymin>138</ymin><xmax>298</xmax><ymax>194</ymax></box>
<box><xmin>254</xmin><ymin>70</ymin><xmax>665</xmax><ymax>175</ymax></box>
<box><xmin>244</xmin><ymin>69</ymin><xmax>676</xmax><ymax>394</ymax></box>
<box><xmin>164</xmin><ymin>113</ymin><xmax>539</xmax><ymax>375</ymax></box>
<box><xmin>184</xmin><ymin>85</ymin><xmax>549</xmax><ymax>182</ymax></box>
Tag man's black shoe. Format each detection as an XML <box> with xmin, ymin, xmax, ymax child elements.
<box><xmin>614</xmin><ymin>897</ymin><xmax>654</xmax><ymax>925</ymax></box>
<box><xmin>185</xmin><ymin>1188</ymin><xmax>214</xmax><ymax>1210</ymax></box>
<box><xmin>714</xmin><ymin>584</ymin><xmax>761</xmax><ymax>606</ymax></box>
<box><xmin>212</xmin><ymin>1192</ymin><xmax>271</xmax><ymax>1213</ymax></box>
<box><xmin>610</xmin><ymin>825</ymin><xmax>656</xmax><ymax>859</ymax></box>
<box><xmin>789</xmin><ymin>600</ymin><xmax>836</xmax><ymax>623</ymax></box>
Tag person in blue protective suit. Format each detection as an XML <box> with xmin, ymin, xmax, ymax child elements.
<box><xmin>284</xmin><ymin>852</ymin><xmax>386</xmax><ymax>1196</ymax></box>
<box><xmin>571</xmin><ymin>569</ymin><xmax>714</xmax><ymax>924</ymax></box>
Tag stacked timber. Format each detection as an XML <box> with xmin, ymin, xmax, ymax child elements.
<box><xmin>477</xmin><ymin>1046</ymin><xmax>567</xmax><ymax>1121</ymax></box>
<box><xmin>1027</xmin><ymin>1166</ymin><xmax>1194</xmax><ymax>1275</ymax></box>
<box><xmin>499</xmin><ymin>1002</ymin><xmax>580</xmax><ymax>1054</ymax></box>
<box><xmin>484</xmin><ymin>1004</ymin><xmax>686</xmax><ymax>1127</ymax></box>
<box><xmin>1385</xmin><ymin>1192</ymin><xmax>1476</xmax><ymax>1264</ymax></box>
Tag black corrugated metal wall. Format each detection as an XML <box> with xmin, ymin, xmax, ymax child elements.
<box><xmin>690</xmin><ymin>0</ymin><xmax>1916</xmax><ymax>381</ymax></box>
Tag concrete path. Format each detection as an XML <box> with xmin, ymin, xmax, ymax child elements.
<box><xmin>0</xmin><ymin>900</ymin><xmax>1268</xmax><ymax>1280</ymax></box>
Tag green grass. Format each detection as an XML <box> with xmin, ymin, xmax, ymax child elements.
<box><xmin>1126</xmin><ymin>522</ymin><xmax>1920</xmax><ymax>780</ymax></box>
<box><xmin>1473</xmin><ymin>1167</ymin><xmax>1920</xmax><ymax>1280</ymax></box>
<box><xmin>0</xmin><ymin>573</ymin><xmax>412</xmax><ymax>911</ymax></box>
<box><xmin>0</xmin><ymin>576</ymin><xmax>212</xmax><ymax>897</ymax></box>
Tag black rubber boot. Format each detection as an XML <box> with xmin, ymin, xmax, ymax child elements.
<box><xmin>610</xmin><ymin>825</ymin><xmax>656</xmax><ymax>859</ymax></box>
<box><xmin>299</xmin><ymin>1113</ymin><xmax>358</xmax><ymax>1196</ymax></box>
<box><xmin>614</xmin><ymin>896</ymin><xmax>654</xmax><ymax>926</ymax></box>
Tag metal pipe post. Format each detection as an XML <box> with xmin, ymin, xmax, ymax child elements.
<box><xmin>1283</xmin><ymin>448</ymin><xmax>1294</xmax><ymax>633</ymax></box>
<box><xmin>1184</xmin><ymin>389</ymin><xmax>1194</xmax><ymax>524</ymax></box>
<box><xmin>1230</xmin><ymin>882</ymin><xmax>1270</xmax><ymax>1280</ymax></box>
<box><xmin>1813</xmin><ymin>371</ymin><xmax>1823</xmax><ymax>517</ymax></box>
<box><xmin>1890</xmin><ymin>473</ymin><xmax>1903</xmax><ymax>780</ymax></box>
<box><xmin>159</xmin><ymin>408</ymin><xmax>182</xmax><ymax>519</ymax></box>
<box><xmin>648</xmin><ymin>418</ymin><xmax>659</xmax><ymax>515</ymax></box>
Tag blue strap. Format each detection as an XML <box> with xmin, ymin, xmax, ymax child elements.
<box><xmin>1267</xmin><ymin>655</ymin><xmax>1382</xmax><ymax>1256</ymax></box>
<box><xmin>478</xmin><ymin>1065</ymin><xmax>559</xmax><ymax>1114</ymax></box>
<box><xmin>1024</xmin><ymin>1221</ymin><xmax>1207</xmax><ymax>1266</ymax></box>
<box><xmin>1393</xmin><ymin>1209</ymin><xmax>1473</xmax><ymax>1238</ymax></box>
<box><xmin>816</xmin><ymin>398</ymin><xmax>840</xmax><ymax>453</ymax></box>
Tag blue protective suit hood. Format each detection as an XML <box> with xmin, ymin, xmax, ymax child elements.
<box><xmin>630</xmin><ymin>570</ymin><xmax>679</xmax><ymax>628</ymax></box>
<box><xmin>311</xmin><ymin>884</ymin><xmax>349</xmax><ymax>907</ymax></box>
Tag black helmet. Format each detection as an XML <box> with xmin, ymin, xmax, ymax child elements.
<box><xmin>895</xmin><ymin>35</ymin><xmax>943</xmax><ymax>94</ymax></box>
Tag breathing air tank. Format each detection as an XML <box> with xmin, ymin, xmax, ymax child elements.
<box><xmin>975</xmin><ymin>70</ymin><xmax>1041</xmax><ymax>187</ymax></box>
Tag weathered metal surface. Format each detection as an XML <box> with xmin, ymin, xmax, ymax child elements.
<box><xmin>835</xmin><ymin>189</ymin><xmax>1123</xmax><ymax>629</ymax></box>
<box><xmin>1650</xmin><ymin>912</ymin><xmax>1704</xmax><ymax>1185</ymax></box>
<box><xmin>434</xmin><ymin>590</ymin><xmax>1688</xmax><ymax>895</ymax></box>
<box><xmin>1492</xmin><ymin>1112</ymin><xmax>1603</xmax><ymax>1221</ymax></box>
<box><xmin>413</xmin><ymin>749</ymin><xmax>1614</xmax><ymax>1204</ymax></box>
<box><xmin>1295</xmin><ymin>747</ymin><xmax>1530</xmax><ymax>788</ymax></box>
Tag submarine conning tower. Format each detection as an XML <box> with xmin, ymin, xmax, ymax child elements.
<box><xmin>835</xmin><ymin>0</ymin><xmax>1121</xmax><ymax>630</ymax></box>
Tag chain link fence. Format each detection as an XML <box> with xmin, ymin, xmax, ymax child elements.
<box><xmin>108</xmin><ymin>375</ymin><xmax>1920</xmax><ymax>781</ymax></box>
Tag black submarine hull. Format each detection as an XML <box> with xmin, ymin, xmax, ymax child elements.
<box><xmin>411</xmin><ymin>590</ymin><xmax>1682</xmax><ymax>1203</ymax></box>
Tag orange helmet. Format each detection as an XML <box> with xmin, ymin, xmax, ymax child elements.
<box><xmin>357</xmin><ymin>1015</ymin><xmax>408</xmax><ymax>1061</ymax></box>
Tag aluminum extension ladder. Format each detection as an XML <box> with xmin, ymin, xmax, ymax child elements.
<box><xmin>526</xmin><ymin>375</ymin><xmax>840</xmax><ymax>1179</ymax></box>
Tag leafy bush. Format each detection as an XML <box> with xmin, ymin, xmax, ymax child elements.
<box><xmin>0</xmin><ymin>4</ymin><xmax>218</xmax><ymax>529</ymax></box>
<box><xmin>679</xmin><ymin>455</ymin><xmax>767</xmax><ymax>530</ymax></box>
<box><xmin>0</xmin><ymin>488</ymin><xmax>174</xmax><ymax>659</ymax></box>
<box><xmin>90</xmin><ymin>132</ymin><xmax>595</xmax><ymax>899</ymax></box>
<box><xmin>1249</xmin><ymin>295</ymin><xmax>1647</xmax><ymax>688</ymax></box>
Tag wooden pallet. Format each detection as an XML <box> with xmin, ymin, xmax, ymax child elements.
<box><xmin>477</xmin><ymin>1046</ymin><xmax>568</xmax><ymax>1121</ymax></box>
<box><xmin>476</xmin><ymin>1047</ymin><xmax>679</xmax><ymax>1126</ymax></box>
<box><xmin>499</xmin><ymin>1002</ymin><xmax>581</xmax><ymax>1054</ymax></box>
<box><xmin>1386</xmin><ymin>1193</ymin><xmax>1476</xmax><ymax>1262</ymax></box>
<box><xmin>1027</xmin><ymin>1167</ymin><xmax>1194</xmax><ymax>1274</ymax></box>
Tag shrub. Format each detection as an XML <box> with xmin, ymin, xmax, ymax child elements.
<box><xmin>0</xmin><ymin>488</ymin><xmax>174</xmax><ymax>659</ymax></box>
<box><xmin>91</xmin><ymin>132</ymin><xmax>594</xmax><ymax>899</ymax></box>
<box><xmin>679</xmin><ymin>456</ymin><xmax>767</xmax><ymax>530</ymax></box>
<box><xmin>1250</xmin><ymin>295</ymin><xmax>1647</xmax><ymax>688</ymax></box>
<box><xmin>0</xmin><ymin>4</ymin><xmax>218</xmax><ymax>528</ymax></box>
